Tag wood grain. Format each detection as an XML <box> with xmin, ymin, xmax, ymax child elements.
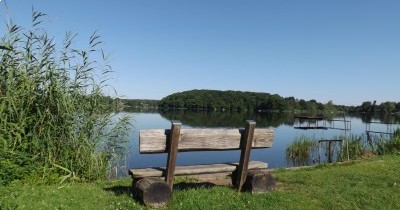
<box><xmin>236</xmin><ymin>120</ymin><xmax>255</xmax><ymax>191</ymax></box>
<box><xmin>140</xmin><ymin>128</ymin><xmax>274</xmax><ymax>153</ymax></box>
<box><xmin>134</xmin><ymin>177</ymin><xmax>171</xmax><ymax>208</ymax></box>
<box><xmin>243</xmin><ymin>169</ymin><xmax>276</xmax><ymax>194</ymax></box>
<box><xmin>165</xmin><ymin>121</ymin><xmax>181</xmax><ymax>190</ymax></box>
<box><xmin>129</xmin><ymin>161</ymin><xmax>268</xmax><ymax>178</ymax></box>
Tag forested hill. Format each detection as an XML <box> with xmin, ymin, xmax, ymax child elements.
<box><xmin>159</xmin><ymin>89</ymin><xmax>340</xmax><ymax>112</ymax></box>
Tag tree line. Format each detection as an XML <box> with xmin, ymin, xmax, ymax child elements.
<box><xmin>351</xmin><ymin>101</ymin><xmax>400</xmax><ymax>114</ymax></box>
<box><xmin>121</xmin><ymin>90</ymin><xmax>400</xmax><ymax>116</ymax></box>
<box><xmin>119</xmin><ymin>99</ymin><xmax>159</xmax><ymax>111</ymax></box>
<box><xmin>158</xmin><ymin>89</ymin><xmax>339</xmax><ymax>113</ymax></box>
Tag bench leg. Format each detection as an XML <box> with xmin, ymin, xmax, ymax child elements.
<box><xmin>236</xmin><ymin>120</ymin><xmax>256</xmax><ymax>191</ymax></box>
<box><xmin>133</xmin><ymin>177</ymin><xmax>171</xmax><ymax>208</ymax></box>
<box><xmin>165</xmin><ymin>121</ymin><xmax>181</xmax><ymax>190</ymax></box>
<box><xmin>242</xmin><ymin>169</ymin><xmax>276</xmax><ymax>194</ymax></box>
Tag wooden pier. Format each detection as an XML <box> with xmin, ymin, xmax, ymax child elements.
<box><xmin>294</xmin><ymin>116</ymin><xmax>325</xmax><ymax>129</ymax></box>
<box><xmin>294</xmin><ymin>116</ymin><xmax>351</xmax><ymax>131</ymax></box>
<box><xmin>294</xmin><ymin>115</ymin><xmax>351</xmax><ymax>162</ymax></box>
<box><xmin>318</xmin><ymin>139</ymin><xmax>343</xmax><ymax>163</ymax></box>
<box><xmin>365</xmin><ymin>121</ymin><xmax>399</xmax><ymax>137</ymax></box>
<box><xmin>325</xmin><ymin>119</ymin><xmax>352</xmax><ymax>130</ymax></box>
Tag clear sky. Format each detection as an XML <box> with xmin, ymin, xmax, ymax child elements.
<box><xmin>1</xmin><ymin>0</ymin><xmax>400</xmax><ymax>105</ymax></box>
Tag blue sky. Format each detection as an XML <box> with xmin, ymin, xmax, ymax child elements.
<box><xmin>1</xmin><ymin>0</ymin><xmax>400</xmax><ymax>105</ymax></box>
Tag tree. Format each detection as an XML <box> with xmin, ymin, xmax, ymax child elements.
<box><xmin>379</xmin><ymin>102</ymin><xmax>396</xmax><ymax>114</ymax></box>
<box><xmin>360</xmin><ymin>101</ymin><xmax>372</xmax><ymax>112</ymax></box>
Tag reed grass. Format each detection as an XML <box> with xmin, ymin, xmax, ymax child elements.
<box><xmin>286</xmin><ymin>136</ymin><xmax>318</xmax><ymax>166</ymax></box>
<box><xmin>337</xmin><ymin>131</ymin><xmax>400</xmax><ymax>161</ymax></box>
<box><xmin>286</xmin><ymin>132</ymin><xmax>400</xmax><ymax>166</ymax></box>
<box><xmin>340</xmin><ymin>135</ymin><xmax>367</xmax><ymax>160</ymax></box>
<box><xmin>341</xmin><ymin>132</ymin><xmax>399</xmax><ymax>159</ymax></box>
<box><xmin>0</xmin><ymin>11</ymin><xmax>130</xmax><ymax>185</ymax></box>
<box><xmin>377</xmin><ymin>129</ymin><xmax>400</xmax><ymax>155</ymax></box>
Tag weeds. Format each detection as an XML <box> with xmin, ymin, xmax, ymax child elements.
<box><xmin>286</xmin><ymin>136</ymin><xmax>318</xmax><ymax>166</ymax></box>
<box><xmin>340</xmin><ymin>135</ymin><xmax>367</xmax><ymax>160</ymax></box>
<box><xmin>286</xmin><ymin>132</ymin><xmax>400</xmax><ymax>167</ymax></box>
<box><xmin>377</xmin><ymin>129</ymin><xmax>400</xmax><ymax>155</ymax></box>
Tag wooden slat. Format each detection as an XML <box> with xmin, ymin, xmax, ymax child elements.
<box><xmin>186</xmin><ymin>172</ymin><xmax>232</xmax><ymax>181</ymax></box>
<box><xmin>129</xmin><ymin>161</ymin><xmax>268</xmax><ymax>179</ymax></box>
<box><xmin>140</xmin><ymin>128</ymin><xmax>274</xmax><ymax>153</ymax></box>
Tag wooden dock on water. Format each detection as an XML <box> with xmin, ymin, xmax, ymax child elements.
<box><xmin>294</xmin><ymin>126</ymin><xmax>328</xmax><ymax>130</ymax></box>
<box><xmin>294</xmin><ymin>115</ymin><xmax>351</xmax><ymax>162</ymax></box>
<box><xmin>318</xmin><ymin>139</ymin><xmax>344</xmax><ymax>163</ymax></box>
<box><xmin>365</xmin><ymin>121</ymin><xmax>400</xmax><ymax>137</ymax></box>
<box><xmin>294</xmin><ymin>116</ymin><xmax>351</xmax><ymax>131</ymax></box>
<box><xmin>294</xmin><ymin>116</ymin><xmax>326</xmax><ymax>130</ymax></box>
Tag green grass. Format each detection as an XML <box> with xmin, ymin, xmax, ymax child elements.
<box><xmin>1</xmin><ymin>154</ymin><xmax>400</xmax><ymax>210</ymax></box>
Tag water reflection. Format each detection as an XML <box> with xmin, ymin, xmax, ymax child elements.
<box><xmin>119</xmin><ymin>111</ymin><xmax>400</xmax><ymax>177</ymax></box>
<box><xmin>159</xmin><ymin>110</ymin><xmax>295</xmax><ymax>128</ymax></box>
<box><xmin>354</xmin><ymin>112</ymin><xmax>400</xmax><ymax>124</ymax></box>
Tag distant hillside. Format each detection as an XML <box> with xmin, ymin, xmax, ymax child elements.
<box><xmin>120</xmin><ymin>99</ymin><xmax>159</xmax><ymax>110</ymax></box>
<box><xmin>159</xmin><ymin>89</ymin><xmax>339</xmax><ymax>113</ymax></box>
<box><xmin>352</xmin><ymin>101</ymin><xmax>400</xmax><ymax>115</ymax></box>
<box><xmin>119</xmin><ymin>90</ymin><xmax>400</xmax><ymax>115</ymax></box>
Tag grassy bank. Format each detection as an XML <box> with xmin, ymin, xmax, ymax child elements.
<box><xmin>1</xmin><ymin>154</ymin><xmax>399</xmax><ymax>210</ymax></box>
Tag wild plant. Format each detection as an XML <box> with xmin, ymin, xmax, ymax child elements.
<box><xmin>0</xmin><ymin>11</ymin><xmax>131</xmax><ymax>184</ymax></box>
<box><xmin>286</xmin><ymin>135</ymin><xmax>318</xmax><ymax>166</ymax></box>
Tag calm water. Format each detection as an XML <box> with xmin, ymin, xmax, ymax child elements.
<box><xmin>117</xmin><ymin>111</ymin><xmax>400</xmax><ymax>177</ymax></box>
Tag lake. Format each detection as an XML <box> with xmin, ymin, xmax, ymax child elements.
<box><xmin>116</xmin><ymin>111</ymin><xmax>400</xmax><ymax>177</ymax></box>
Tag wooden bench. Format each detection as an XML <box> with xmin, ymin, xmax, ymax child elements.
<box><xmin>129</xmin><ymin>120</ymin><xmax>274</xmax><ymax>208</ymax></box>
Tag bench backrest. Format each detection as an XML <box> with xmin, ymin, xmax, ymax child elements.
<box><xmin>140</xmin><ymin>128</ymin><xmax>274</xmax><ymax>153</ymax></box>
<box><xmin>138</xmin><ymin>120</ymin><xmax>274</xmax><ymax>192</ymax></box>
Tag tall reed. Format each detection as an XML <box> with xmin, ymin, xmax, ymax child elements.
<box><xmin>0</xmin><ymin>11</ymin><xmax>130</xmax><ymax>184</ymax></box>
<box><xmin>377</xmin><ymin>129</ymin><xmax>400</xmax><ymax>155</ymax></box>
<box><xmin>340</xmin><ymin>135</ymin><xmax>367</xmax><ymax>160</ymax></box>
<box><xmin>339</xmin><ymin>133</ymin><xmax>399</xmax><ymax>160</ymax></box>
<box><xmin>286</xmin><ymin>136</ymin><xmax>318</xmax><ymax>166</ymax></box>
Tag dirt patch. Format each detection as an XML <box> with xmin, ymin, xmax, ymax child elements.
<box><xmin>361</xmin><ymin>151</ymin><xmax>376</xmax><ymax>158</ymax></box>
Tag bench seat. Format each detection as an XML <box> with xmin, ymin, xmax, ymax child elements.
<box><xmin>129</xmin><ymin>160</ymin><xmax>268</xmax><ymax>179</ymax></box>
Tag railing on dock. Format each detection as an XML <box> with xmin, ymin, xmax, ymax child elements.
<box><xmin>294</xmin><ymin>116</ymin><xmax>351</xmax><ymax>131</ymax></box>
<box><xmin>365</xmin><ymin>121</ymin><xmax>399</xmax><ymax>137</ymax></box>
<box><xmin>294</xmin><ymin>115</ymin><xmax>351</xmax><ymax>162</ymax></box>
